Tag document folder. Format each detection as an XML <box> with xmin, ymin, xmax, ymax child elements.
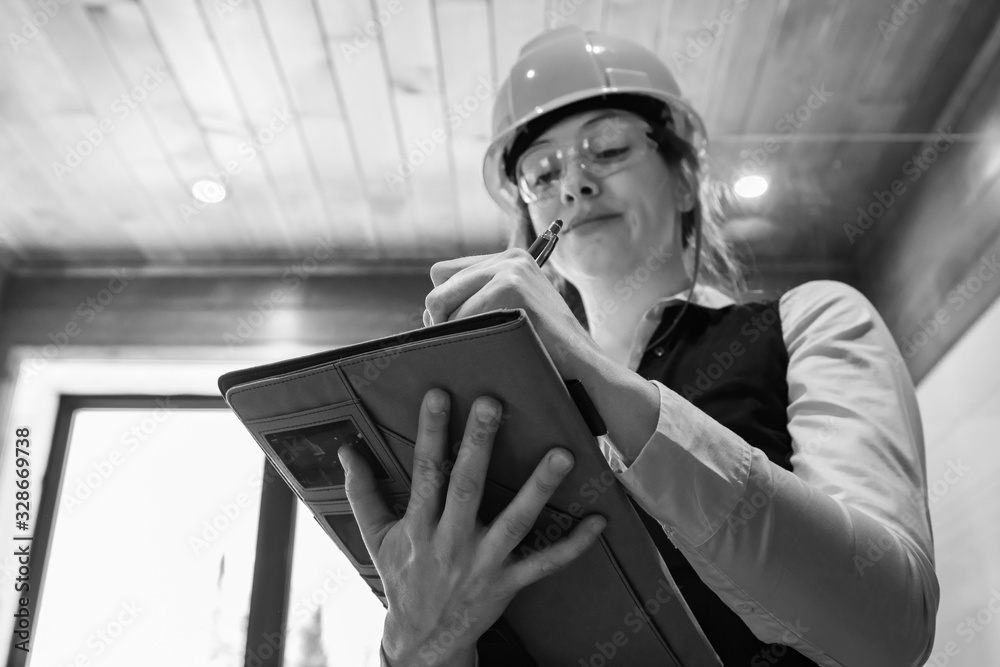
<box><xmin>219</xmin><ymin>308</ymin><xmax>721</xmax><ymax>666</ymax></box>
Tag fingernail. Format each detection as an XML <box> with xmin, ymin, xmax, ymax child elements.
<box><xmin>338</xmin><ymin>446</ymin><xmax>351</xmax><ymax>476</ymax></box>
<box><xmin>550</xmin><ymin>452</ymin><xmax>572</xmax><ymax>473</ymax></box>
<box><xmin>427</xmin><ymin>391</ymin><xmax>447</xmax><ymax>414</ymax></box>
<box><xmin>476</xmin><ymin>400</ymin><xmax>499</xmax><ymax>422</ymax></box>
<box><xmin>592</xmin><ymin>516</ymin><xmax>607</xmax><ymax>531</ymax></box>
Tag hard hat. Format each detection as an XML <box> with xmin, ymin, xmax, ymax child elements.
<box><xmin>483</xmin><ymin>25</ymin><xmax>708</xmax><ymax>217</ymax></box>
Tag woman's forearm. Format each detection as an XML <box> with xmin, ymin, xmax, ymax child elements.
<box><xmin>568</xmin><ymin>343</ymin><xmax>661</xmax><ymax>466</ymax></box>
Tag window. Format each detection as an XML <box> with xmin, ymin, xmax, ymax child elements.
<box><xmin>2</xmin><ymin>356</ymin><xmax>392</xmax><ymax>667</ymax></box>
<box><xmin>26</xmin><ymin>401</ymin><xmax>265</xmax><ymax>667</ymax></box>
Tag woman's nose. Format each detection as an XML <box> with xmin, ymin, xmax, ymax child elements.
<box><xmin>559</xmin><ymin>161</ymin><xmax>600</xmax><ymax>205</ymax></box>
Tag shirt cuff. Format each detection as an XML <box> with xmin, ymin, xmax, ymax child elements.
<box><xmin>596</xmin><ymin>432</ymin><xmax>631</xmax><ymax>474</ymax></box>
<box><xmin>613</xmin><ymin>379</ymin><xmax>753</xmax><ymax>546</ymax></box>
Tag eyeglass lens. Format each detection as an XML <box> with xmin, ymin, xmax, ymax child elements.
<box><xmin>517</xmin><ymin>115</ymin><xmax>655</xmax><ymax>201</ymax></box>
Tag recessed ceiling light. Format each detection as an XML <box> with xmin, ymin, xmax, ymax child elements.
<box><xmin>734</xmin><ymin>174</ymin><xmax>768</xmax><ymax>199</ymax></box>
<box><xmin>192</xmin><ymin>179</ymin><xmax>226</xmax><ymax>203</ymax></box>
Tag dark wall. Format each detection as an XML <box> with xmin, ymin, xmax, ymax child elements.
<box><xmin>0</xmin><ymin>271</ymin><xmax>434</xmax><ymax>434</ymax></box>
<box><xmin>0</xmin><ymin>271</ymin><xmax>434</xmax><ymax>352</ymax></box>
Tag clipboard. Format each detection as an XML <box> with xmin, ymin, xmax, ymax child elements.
<box><xmin>219</xmin><ymin>309</ymin><xmax>721</xmax><ymax>666</ymax></box>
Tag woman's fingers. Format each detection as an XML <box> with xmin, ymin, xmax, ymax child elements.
<box><xmin>405</xmin><ymin>389</ymin><xmax>452</xmax><ymax>526</ymax></box>
<box><xmin>495</xmin><ymin>447</ymin><xmax>607</xmax><ymax>591</ymax></box>
<box><xmin>481</xmin><ymin>448</ymin><xmax>579</xmax><ymax>564</ymax></box>
<box><xmin>425</xmin><ymin>263</ymin><xmax>497</xmax><ymax>326</ymax></box>
<box><xmin>438</xmin><ymin>396</ymin><xmax>502</xmax><ymax>543</ymax></box>
<box><xmin>428</xmin><ymin>254</ymin><xmax>495</xmax><ymax>287</ymax></box>
<box><xmin>505</xmin><ymin>513</ymin><xmax>607</xmax><ymax>592</ymax></box>
<box><xmin>339</xmin><ymin>443</ymin><xmax>398</xmax><ymax>559</ymax></box>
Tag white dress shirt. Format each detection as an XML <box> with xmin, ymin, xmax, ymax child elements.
<box><xmin>600</xmin><ymin>279</ymin><xmax>939</xmax><ymax>667</ymax></box>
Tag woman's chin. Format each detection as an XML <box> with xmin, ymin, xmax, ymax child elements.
<box><xmin>560</xmin><ymin>249</ymin><xmax>631</xmax><ymax>282</ymax></box>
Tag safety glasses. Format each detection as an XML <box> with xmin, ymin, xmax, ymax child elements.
<box><xmin>515</xmin><ymin>114</ymin><xmax>659</xmax><ymax>204</ymax></box>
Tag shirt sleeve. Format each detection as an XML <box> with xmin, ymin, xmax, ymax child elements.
<box><xmin>606</xmin><ymin>280</ymin><xmax>940</xmax><ymax>667</ymax></box>
<box><xmin>380</xmin><ymin>643</ymin><xmax>479</xmax><ymax>667</ymax></box>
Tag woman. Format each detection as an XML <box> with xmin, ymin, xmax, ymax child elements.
<box><xmin>338</xmin><ymin>26</ymin><xmax>939</xmax><ymax>667</ymax></box>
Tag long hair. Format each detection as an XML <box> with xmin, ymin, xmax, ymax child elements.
<box><xmin>505</xmin><ymin>123</ymin><xmax>746</xmax><ymax>331</ymax></box>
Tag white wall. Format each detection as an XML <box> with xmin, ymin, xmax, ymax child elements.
<box><xmin>916</xmin><ymin>293</ymin><xmax>1000</xmax><ymax>666</ymax></box>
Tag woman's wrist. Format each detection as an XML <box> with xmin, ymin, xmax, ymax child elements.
<box><xmin>382</xmin><ymin>615</ymin><xmax>479</xmax><ymax>667</ymax></box>
<box><xmin>569</xmin><ymin>346</ymin><xmax>661</xmax><ymax>466</ymax></box>
<box><xmin>380</xmin><ymin>637</ymin><xmax>477</xmax><ymax>667</ymax></box>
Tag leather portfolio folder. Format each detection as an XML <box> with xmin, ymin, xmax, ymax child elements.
<box><xmin>218</xmin><ymin>309</ymin><xmax>721</xmax><ymax>666</ymax></box>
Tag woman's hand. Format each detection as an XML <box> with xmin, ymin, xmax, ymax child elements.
<box><xmin>339</xmin><ymin>388</ymin><xmax>607</xmax><ymax>667</ymax></box>
<box><xmin>423</xmin><ymin>248</ymin><xmax>600</xmax><ymax>379</ymax></box>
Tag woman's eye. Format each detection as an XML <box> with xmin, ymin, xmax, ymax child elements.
<box><xmin>593</xmin><ymin>146</ymin><xmax>629</xmax><ymax>160</ymax></box>
<box><xmin>535</xmin><ymin>170</ymin><xmax>558</xmax><ymax>185</ymax></box>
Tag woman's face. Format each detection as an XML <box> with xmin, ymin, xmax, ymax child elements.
<box><xmin>520</xmin><ymin>109</ymin><xmax>690</xmax><ymax>285</ymax></box>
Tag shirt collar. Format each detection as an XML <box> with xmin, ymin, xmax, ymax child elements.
<box><xmin>642</xmin><ymin>283</ymin><xmax>736</xmax><ymax>322</ymax></box>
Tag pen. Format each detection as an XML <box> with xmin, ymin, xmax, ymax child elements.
<box><xmin>527</xmin><ymin>218</ymin><xmax>563</xmax><ymax>268</ymax></box>
<box><xmin>425</xmin><ymin>218</ymin><xmax>563</xmax><ymax>328</ymax></box>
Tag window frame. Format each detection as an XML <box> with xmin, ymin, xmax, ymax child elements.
<box><xmin>5</xmin><ymin>394</ymin><xmax>296</xmax><ymax>667</ymax></box>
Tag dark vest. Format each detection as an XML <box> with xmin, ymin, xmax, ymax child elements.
<box><xmin>477</xmin><ymin>299</ymin><xmax>819</xmax><ymax>666</ymax></box>
<box><xmin>630</xmin><ymin>299</ymin><xmax>818</xmax><ymax>666</ymax></box>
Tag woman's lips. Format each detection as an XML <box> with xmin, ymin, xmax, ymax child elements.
<box><xmin>569</xmin><ymin>213</ymin><xmax>619</xmax><ymax>232</ymax></box>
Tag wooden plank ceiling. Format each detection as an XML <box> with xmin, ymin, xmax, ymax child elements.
<box><xmin>1</xmin><ymin>0</ymin><xmax>999</xmax><ymax>283</ymax></box>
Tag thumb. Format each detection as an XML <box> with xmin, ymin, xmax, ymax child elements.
<box><xmin>339</xmin><ymin>445</ymin><xmax>396</xmax><ymax>558</ymax></box>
